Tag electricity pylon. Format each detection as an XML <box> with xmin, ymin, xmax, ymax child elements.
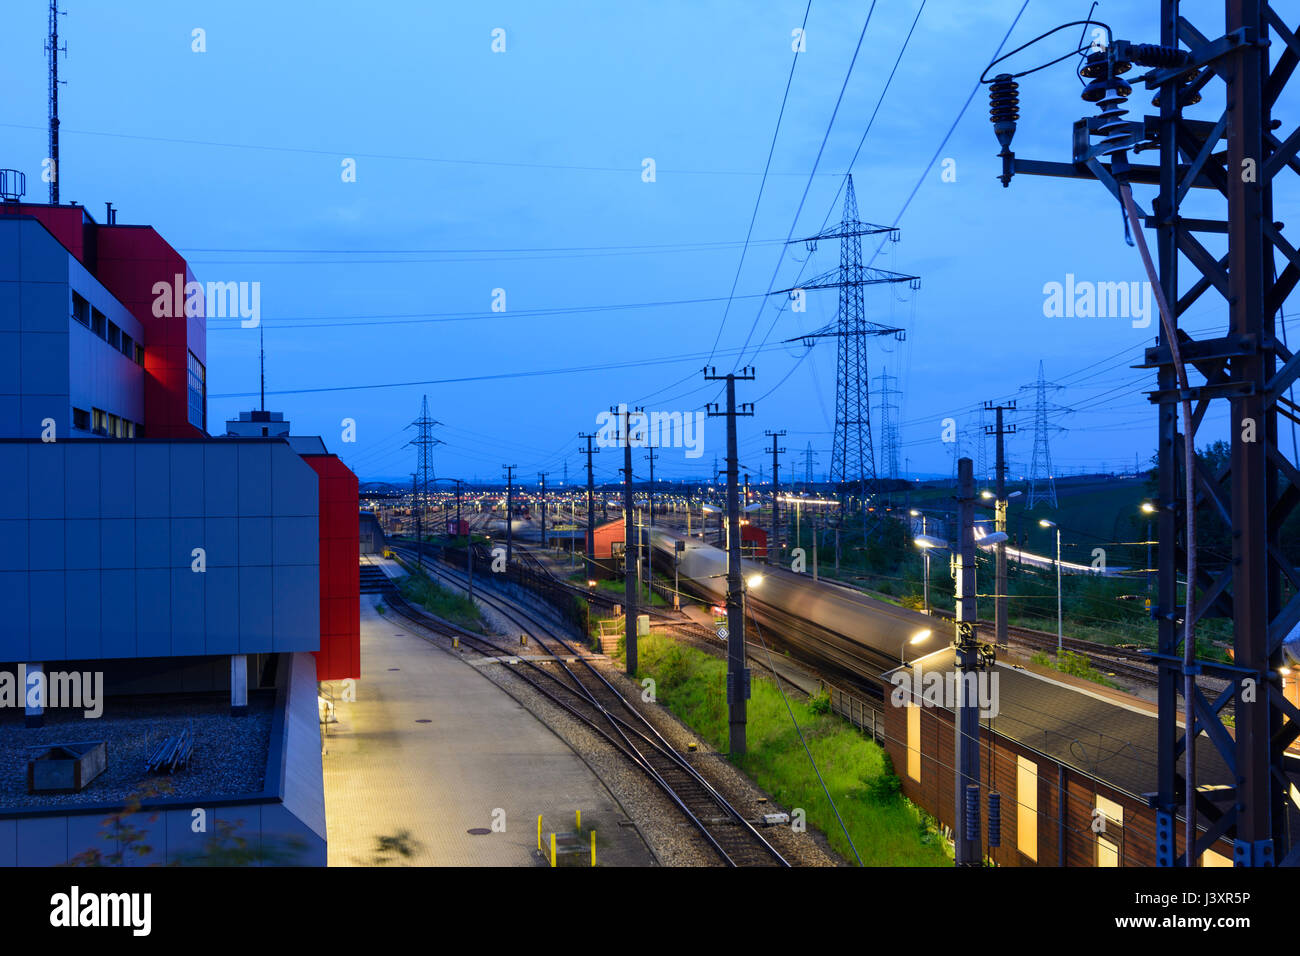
<box><xmin>772</xmin><ymin>174</ymin><xmax>917</xmax><ymax>513</ymax></box>
<box><xmin>1020</xmin><ymin>361</ymin><xmax>1067</xmax><ymax>509</ymax></box>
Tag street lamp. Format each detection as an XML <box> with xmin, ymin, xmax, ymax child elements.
<box><xmin>914</xmin><ymin>531</ymin><xmax>1006</xmax><ymax>616</ymax></box>
<box><xmin>902</xmin><ymin>627</ymin><xmax>932</xmax><ymax>667</ymax></box>
<box><xmin>1040</xmin><ymin>519</ymin><xmax>1062</xmax><ymax>653</ymax></box>
<box><xmin>911</xmin><ymin>512</ymin><xmax>932</xmax><ymax>614</ymax></box>
<box><xmin>914</xmin><ymin>531</ymin><xmax>942</xmax><ymax>615</ymax></box>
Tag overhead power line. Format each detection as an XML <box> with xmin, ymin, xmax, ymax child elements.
<box><xmin>0</xmin><ymin>121</ymin><xmax>847</xmax><ymax>178</ymax></box>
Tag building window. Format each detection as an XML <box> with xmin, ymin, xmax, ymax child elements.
<box><xmin>91</xmin><ymin>307</ymin><xmax>106</xmax><ymax>338</ymax></box>
<box><xmin>1017</xmin><ymin>755</ymin><xmax>1038</xmax><ymax>862</ymax></box>
<box><xmin>72</xmin><ymin>292</ymin><xmax>90</xmax><ymax>327</ymax></box>
<box><xmin>106</xmin><ymin>321</ymin><xmax>122</xmax><ymax>351</ymax></box>
<box><xmin>906</xmin><ymin>701</ymin><xmax>921</xmax><ymax>782</ymax></box>
<box><xmin>187</xmin><ymin>350</ymin><xmax>206</xmax><ymax>431</ymax></box>
<box><xmin>92</xmin><ymin>408</ymin><xmax>107</xmax><ymax>436</ymax></box>
<box><xmin>1203</xmin><ymin>847</ymin><xmax>1232</xmax><ymax>867</ymax></box>
<box><xmin>1096</xmin><ymin>794</ymin><xmax>1124</xmax><ymax>867</ymax></box>
<box><xmin>135</xmin><ymin>344</ymin><xmax>145</xmax><ymax>366</ymax></box>
<box><xmin>120</xmin><ymin>332</ymin><xmax>134</xmax><ymax>359</ymax></box>
<box><xmin>72</xmin><ymin>407</ymin><xmax>89</xmax><ymax>431</ymax></box>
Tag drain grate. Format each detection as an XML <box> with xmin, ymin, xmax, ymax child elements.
<box><xmin>466</xmin><ymin>827</ymin><xmax>492</xmax><ymax>836</ymax></box>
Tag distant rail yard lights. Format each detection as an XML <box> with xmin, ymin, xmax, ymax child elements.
<box><xmin>1039</xmin><ymin>520</ymin><xmax>1062</xmax><ymax>653</ymax></box>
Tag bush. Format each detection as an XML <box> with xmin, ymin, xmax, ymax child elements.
<box><xmin>807</xmin><ymin>689</ymin><xmax>832</xmax><ymax>715</ymax></box>
<box><xmin>867</xmin><ymin>772</ymin><xmax>902</xmax><ymax>801</ymax></box>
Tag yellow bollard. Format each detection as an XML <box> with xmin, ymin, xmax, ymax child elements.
<box><xmin>453</xmin><ymin>636</ymin><xmax>460</xmax><ymax>648</ymax></box>
<box><xmin>537</xmin><ymin>814</ymin><xmax>542</xmax><ymax>851</ymax></box>
<box><xmin>549</xmin><ymin>832</ymin><xmax>556</xmax><ymax>868</ymax></box>
<box><xmin>575</xmin><ymin>809</ymin><xmax>581</xmax><ymax>830</ymax></box>
<box><xmin>521</xmin><ymin>634</ymin><xmax>528</xmax><ymax>646</ymax></box>
<box><xmin>591</xmin><ymin>829</ymin><xmax>596</xmax><ymax>867</ymax></box>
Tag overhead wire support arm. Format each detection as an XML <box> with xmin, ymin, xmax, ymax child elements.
<box><xmin>983</xmin><ymin>1</ymin><xmax>1297</xmax><ymax>867</ymax></box>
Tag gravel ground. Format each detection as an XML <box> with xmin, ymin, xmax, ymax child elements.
<box><xmin>420</xmin><ymin>574</ymin><xmax>844</xmax><ymax>867</ymax></box>
<box><xmin>0</xmin><ymin>695</ymin><xmax>273</xmax><ymax>809</ymax></box>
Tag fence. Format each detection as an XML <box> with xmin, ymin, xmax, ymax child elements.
<box><xmin>824</xmin><ymin>682</ymin><xmax>884</xmax><ymax>743</ymax></box>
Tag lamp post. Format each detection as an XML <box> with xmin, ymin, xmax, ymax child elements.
<box><xmin>912</xmin><ymin>511</ymin><xmax>932</xmax><ymax>615</ymax></box>
<box><xmin>1040</xmin><ymin>519</ymin><xmax>1062</xmax><ymax>654</ymax></box>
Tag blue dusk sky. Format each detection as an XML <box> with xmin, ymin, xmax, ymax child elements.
<box><xmin>1</xmin><ymin>0</ymin><xmax>1291</xmax><ymax>488</ymax></box>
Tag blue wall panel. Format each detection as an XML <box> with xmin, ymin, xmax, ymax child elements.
<box><xmin>100</xmin><ymin>568</ymin><xmax>137</xmax><ymax>659</ymax></box>
<box><xmin>203</xmin><ymin>566</ymin><xmax>239</xmax><ymax>655</ymax></box>
<box><xmin>65</xmin><ymin>570</ymin><xmax>100</xmax><ymax>658</ymax></box>
<box><xmin>135</xmin><ymin>568</ymin><xmax>171</xmax><ymax>658</ymax></box>
<box><xmin>0</xmin><ymin>440</ymin><xmax>321</xmax><ymax>663</ymax></box>
<box><xmin>29</xmin><ymin>519</ymin><xmax>64</xmax><ymax>571</ymax></box>
<box><xmin>238</xmin><ymin>565</ymin><xmax>273</xmax><ymax>654</ymax></box>
<box><xmin>238</xmin><ymin>444</ymin><xmax>272</xmax><ymax>517</ymax></box>
<box><xmin>100</xmin><ymin>518</ymin><xmax>135</xmax><ymax>569</ymax></box>
<box><xmin>170</xmin><ymin>568</ymin><xmax>205</xmax><ymax>656</ymax></box>
<box><xmin>64</xmin><ymin>518</ymin><xmax>100</xmax><ymax>570</ymax></box>
<box><xmin>0</xmin><ymin>520</ymin><xmax>26</xmax><ymax>572</ymax></box>
<box><xmin>0</xmin><ymin>571</ymin><xmax>30</xmax><ymax>660</ymax></box>
<box><xmin>28</xmin><ymin>570</ymin><xmax>66</xmax><ymax>659</ymax></box>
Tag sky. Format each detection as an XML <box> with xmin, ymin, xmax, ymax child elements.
<box><xmin>1</xmin><ymin>0</ymin><xmax>1291</xmax><ymax>489</ymax></box>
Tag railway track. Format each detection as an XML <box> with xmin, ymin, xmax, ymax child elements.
<box><xmin>914</xmin><ymin>607</ymin><xmax>1161</xmax><ymax>684</ymax></box>
<box><xmin>378</xmin><ymin>549</ymin><xmax>790</xmax><ymax>868</ymax></box>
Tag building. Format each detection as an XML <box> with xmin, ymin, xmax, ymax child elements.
<box><xmin>881</xmin><ymin>649</ymin><xmax>1238</xmax><ymax>867</ymax></box>
<box><xmin>0</xmin><ymin>196</ymin><xmax>359</xmax><ymax>866</ymax></box>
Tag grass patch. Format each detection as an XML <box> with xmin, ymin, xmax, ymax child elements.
<box><xmin>621</xmin><ymin>633</ymin><xmax>950</xmax><ymax>866</ymax></box>
<box><xmin>400</xmin><ymin>569</ymin><xmax>486</xmax><ymax>633</ymax></box>
<box><xmin>1029</xmin><ymin>649</ymin><xmax>1118</xmax><ymax>688</ymax></box>
<box><xmin>578</xmin><ymin>574</ymin><xmax>670</xmax><ymax>607</ymax></box>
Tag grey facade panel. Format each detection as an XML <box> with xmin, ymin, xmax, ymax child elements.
<box><xmin>0</xmin><ymin>440</ymin><xmax>320</xmax><ymax>665</ymax></box>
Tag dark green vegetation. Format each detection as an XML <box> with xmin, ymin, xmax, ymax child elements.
<box><xmin>620</xmin><ymin>633</ymin><xmax>950</xmax><ymax>866</ymax></box>
<box><xmin>1030</xmin><ymin>649</ymin><xmax>1118</xmax><ymax>688</ymax></box>
<box><xmin>569</xmin><ymin>571</ymin><xmax>669</xmax><ymax>607</ymax></box>
<box><xmin>399</xmin><ymin>569</ymin><xmax>486</xmax><ymax>632</ymax></box>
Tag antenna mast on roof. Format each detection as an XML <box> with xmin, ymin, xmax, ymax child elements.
<box><xmin>45</xmin><ymin>1</ymin><xmax>66</xmax><ymax>204</ymax></box>
<box><xmin>259</xmin><ymin>325</ymin><xmax>265</xmax><ymax>412</ymax></box>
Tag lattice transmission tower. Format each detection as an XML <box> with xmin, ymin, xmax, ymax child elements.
<box><xmin>874</xmin><ymin>371</ymin><xmax>902</xmax><ymax>480</ymax></box>
<box><xmin>406</xmin><ymin>395</ymin><xmax>443</xmax><ymax>550</ymax></box>
<box><xmin>1021</xmin><ymin>361</ymin><xmax>1068</xmax><ymax>509</ymax></box>
<box><xmin>774</xmin><ymin>175</ymin><xmax>918</xmax><ymax>509</ymax></box>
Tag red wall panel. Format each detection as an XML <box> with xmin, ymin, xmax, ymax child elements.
<box><xmin>305</xmin><ymin>455</ymin><xmax>360</xmax><ymax>681</ymax></box>
<box><xmin>95</xmin><ymin>227</ymin><xmax>206</xmax><ymax>438</ymax></box>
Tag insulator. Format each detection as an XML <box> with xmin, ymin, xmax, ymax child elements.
<box><xmin>987</xmin><ymin>791</ymin><xmax>1002</xmax><ymax>847</ymax></box>
<box><xmin>1082</xmin><ymin>74</ymin><xmax>1131</xmax><ymax>104</ymax></box>
<box><xmin>1152</xmin><ymin>71</ymin><xmax>1203</xmax><ymax>108</ymax></box>
<box><xmin>989</xmin><ymin>74</ymin><xmax>1019</xmax><ymax>122</ymax></box>
<box><xmin>1080</xmin><ymin>49</ymin><xmax>1132</xmax><ymax>80</ymax></box>
<box><xmin>989</xmin><ymin>73</ymin><xmax>1019</xmax><ymax>151</ymax></box>
<box><xmin>1128</xmin><ymin>43</ymin><xmax>1192</xmax><ymax>68</ymax></box>
<box><xmin>964</xmin><ymin>783</ymin><xmax>981</xmax><ymax>836</ymax></box>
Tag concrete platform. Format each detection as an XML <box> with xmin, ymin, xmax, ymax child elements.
<box><xmin>362</xmin><ymin>553</ymin><xmax>407</xmax><ymax>580</ymax></box>
<box><xmin>321</xmin><ymin>597</ymin><xmax>655</xmax><ymax>866</ymax></box>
